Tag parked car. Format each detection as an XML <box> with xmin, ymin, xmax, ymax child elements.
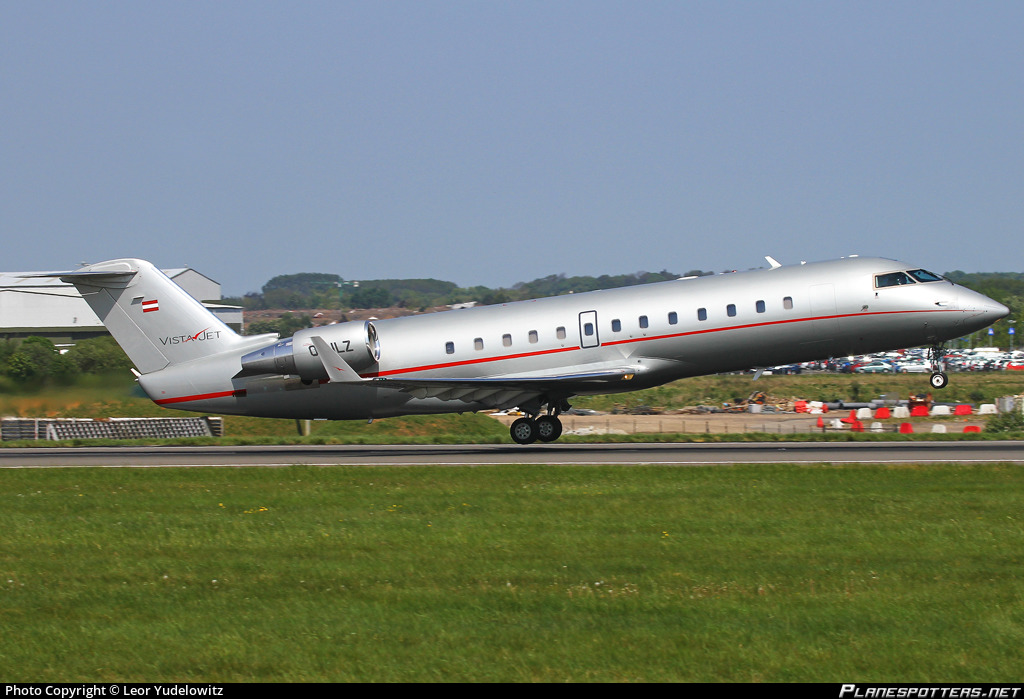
<box><xmin>897</xmin><ymin>361</ymin><xmax>931</xmax><ymax>373</ymax></box>
<box><xmin>855</xmin><ymin>361</ymin><xmax>895</xmax><ymax>373</ymax></box>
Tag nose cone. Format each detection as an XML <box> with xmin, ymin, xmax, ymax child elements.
<box><xmin>973</xmin><ymin>293</ymin><xmax>1010</xmax><ymax>320</ymax></box>
<box><xmin>958</xmin><ymin>288</ymin><xmax>1010</xmax><ymax>334</ymax></box>
<box><xmin>989</xmin><ymin>300</ymin><xmax>1011</xmax><ymax>320</ymax></box>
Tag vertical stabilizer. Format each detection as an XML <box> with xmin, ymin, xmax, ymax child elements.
<box><xmin>51</xmin><ymin>259</ymin><xmax>244</xmax><ymax>374</ymax></box>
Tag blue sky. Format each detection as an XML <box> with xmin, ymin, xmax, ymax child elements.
<box><xmin>3</xmin><ymin>1</ymin><xmax>1023</xmax><ymax>296</ymax></box>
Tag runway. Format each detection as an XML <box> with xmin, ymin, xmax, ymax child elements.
<box><xmin>1</xmin><ymin>440</ymin><xmax>1023</xmax><ymax>468</ymax></box>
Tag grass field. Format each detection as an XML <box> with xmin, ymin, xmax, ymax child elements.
<box><xmin>2</xmin><ymin>374</ymin><xmax>1022</xmax><ymax>682</ymax></box>
<box><xmin>2</xmin><ymin>463</ymin><xmax>1022</xmax><ymax>682</ymax></box>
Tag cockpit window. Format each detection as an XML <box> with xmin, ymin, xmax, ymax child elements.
<box><xmin>907</xmin><ymin>269</ymin><xmax>943</xmax><ymax>283</ymax></box>
<box><xmin>875</xmin><ymin>271</ymin><xmax>916</xmax><ymax>288</ymax></box>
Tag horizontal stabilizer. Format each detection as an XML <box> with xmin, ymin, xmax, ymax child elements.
<box><xmin>23</xmin><ymin>268</ymin><xmax>138</xmax><ymax>288</ymax></box>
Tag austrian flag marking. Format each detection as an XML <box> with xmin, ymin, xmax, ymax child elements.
<box><xmin>142</xmin><ymin>299</ymin><xmax>160</xmax><ymax>313</ymax></box>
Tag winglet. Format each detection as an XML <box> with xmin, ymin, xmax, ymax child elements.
<box><xmin>765</xmin><ymin>256</ymin><xmax>782</xmax><ymax>269</ymax></box>
<box><xmin>310</xmin><ymin>336</ymin><xmax>366</xmax><ymax>383</ymax></box>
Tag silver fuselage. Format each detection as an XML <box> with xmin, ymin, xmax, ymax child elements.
<box><xmin>138</xmin><ymin>256</ymin><xmax>1008</xmax><ymax>420</ymax></box>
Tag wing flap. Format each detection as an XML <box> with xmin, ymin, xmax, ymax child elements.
<box><xmin>375</xmin><ymin>367</ymin><xmax>638</xmax><ymax>407</ymax></box>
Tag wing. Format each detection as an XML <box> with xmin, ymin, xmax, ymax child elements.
<box><xmin>375</xmin><ymin>368</ymin><xmax>639</xmax><ymax>407</ymax></box>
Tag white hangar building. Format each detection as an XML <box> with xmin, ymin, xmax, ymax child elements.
<box><xmin>0</xmin><ymin>266</ymin><xmax>242</xmax><ymax>341</ymax></box>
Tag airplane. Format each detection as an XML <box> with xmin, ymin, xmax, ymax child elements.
<box><xmin>33</xmin><ymin>255</ymin><xmax>1009</xmax><ymax>444</ymax></box>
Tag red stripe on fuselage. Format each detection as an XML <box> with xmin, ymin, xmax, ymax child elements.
<box><xmin>151</xmin><ymin>308</ymin><xmax>959</xmax><ymax>405</ymax></box>
<box><xmin>369</xmin><ymin>345</ymin><xmax>578</xmax><ymax>377</ymax></box>
<box><xmin>153</xmin><ymin>389</ymin><xmax>245</xmax><ymax>406</ymax></box>
<box><xmin>602</xmin><ymin>308</ymin><xmax>948</xmax><ymax>349</ymax></box>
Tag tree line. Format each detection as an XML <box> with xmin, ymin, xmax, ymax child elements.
<box><xmin>0</xmin><ymin>336</ymin><xmax>133</xmax><ymax>387</ymax></box>
<box><xmin>226</xmin><ymin>269</ymin><xmax>709</xmax><ymax>313</ymax></box>
<box><xmin>944</xmin><ymin>271</ymin><xmax>1024</xmax><ymax>349</ymax></box>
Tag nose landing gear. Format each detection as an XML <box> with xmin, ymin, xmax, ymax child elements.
<box><xmin>929</xmin><ymin>344</ymin><xmax>948</xmax><ymax>389</ymax></box>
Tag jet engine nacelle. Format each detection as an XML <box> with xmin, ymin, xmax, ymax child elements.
<box><xmin>237</xmin><ymin>320</ymin><xmax>380</xmax><ymax>381</ymax></box>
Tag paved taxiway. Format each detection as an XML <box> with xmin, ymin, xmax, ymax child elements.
<box><xmin>1</xmin><ymin>441</ymin><xmax>1023</xmax><ymax>468</ymax></box>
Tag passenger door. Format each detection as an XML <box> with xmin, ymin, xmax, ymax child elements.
<box><xmin>579</xmin><ymin>310</ymin><xmax>600</xmax><ymax>348</ymax></box>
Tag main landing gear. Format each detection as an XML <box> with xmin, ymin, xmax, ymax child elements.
<box><xmin>509</xmin><ymin>413</ymin><xmax>564</xmax><ymax>444</ymax></box>
<box><xmin>928</xmin><ymin>344</ymin><xmax>949</xmax><ymax>390</ymax></box>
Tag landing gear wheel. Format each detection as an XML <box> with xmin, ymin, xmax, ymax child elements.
<box><xmin>927</xmin><ymin>344</ymin><xmax>948</xmax><ymax>389</ymax></box>
<box><xmin>535</xmin><ymin>415</ymin><xmax>563</xmax><ymax>442</ymax></box>
<box><xmin>510</xmin><ymin>417</ymin><xmax>539</xmax><ymax>445</ymax></box>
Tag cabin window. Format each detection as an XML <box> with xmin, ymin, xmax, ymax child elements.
<box><xmin>584</xmin><ymin>322</ymin><xmax>595</xmax><ymax>337</ymax></box>
<box><xmin>727</xmin><ymin>304</ymin><xmax>737</xmax><ymax>318</ymax></box>
<box><xmin>502</xmin><ymin>333</ymin><xmax>512</xmax><ymax>347</ymax></box>
<box><xmin>697</xmin><ymin>308</ymin><xmax>708</xmax><ymax>321</ymax></box>
<box><xmin>556</xmin><ymin>326</ymin><xmax>567</xmax><ymax>340</ymax></box>
<box><xmin>875</xmin><ymin>271</ymin><xmax>916</xmax><ymax>288</ymax></box>
<box><xmin>639</xmin><ymin>315</ymin><xmax>649</xmax><ymax>329</ymax></box>
<box><xmin>611</xmin><ymin>319</ymin><xmax>622</xmax><ymax>332</ymax></box>
<box><xmin>756</xmin><ymin>300</ymin><xmax>766</xmax><ymax>314</ymax></box>
<box><xmin>474</xmin><ymin>338</ymin><xmax>484</xmax><ymax>351</ymax></box>
<box><xmin>783</xmin><ymin>296</ymin><xmax>794</xmax><ymax>310</ymax></box>
<box><xmin>445</xmin><ymin>341</ymin><xmax>455</xmax><ymax>355</ymax></box>
<box><xmin>528</xmin><ymin>330</ymin><xmax>539</xmax><ymax>344</ymax></box>
<box><xmin>668</xmin><ymin>311</ymin><xmax>678</xmax><ymax>325</ymax></box>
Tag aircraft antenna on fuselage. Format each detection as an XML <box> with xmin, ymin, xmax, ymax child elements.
<box><xmin>765</xmin><ymin>256</ymin><xmax>782</xmax><ymax>269</ymax></box>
